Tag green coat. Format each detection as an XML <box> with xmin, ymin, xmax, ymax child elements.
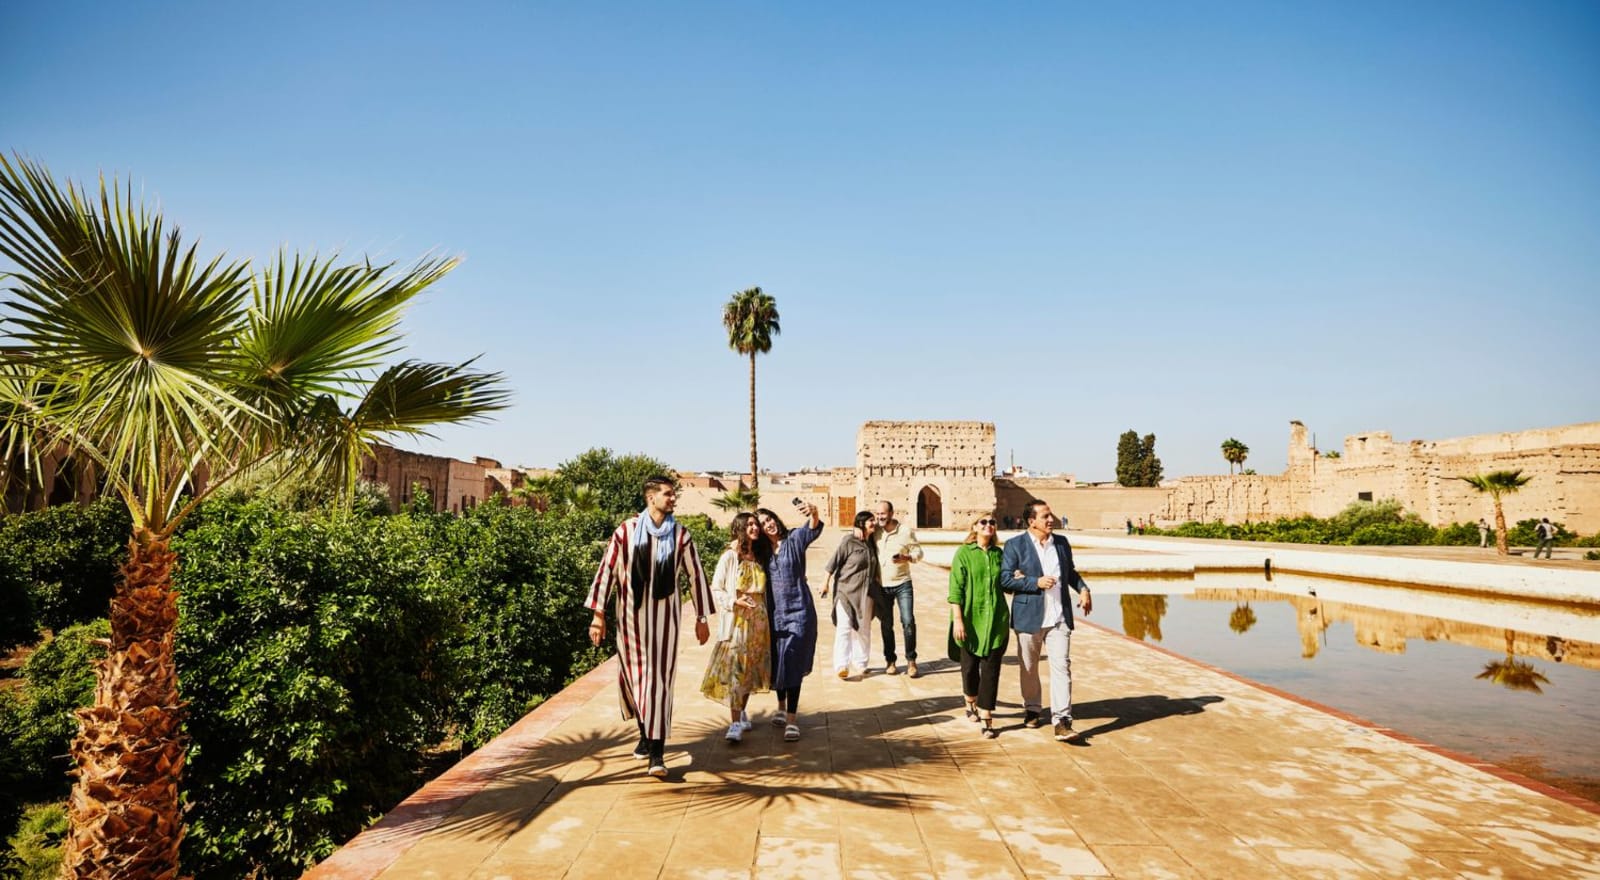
<box><xmin>947</xmin><ymin>542</ymin><xmax>1010</xmax><ymax>659</ymax></box>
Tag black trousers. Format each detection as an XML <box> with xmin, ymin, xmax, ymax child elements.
<box><xmin>776</xmin><ymin>684</ymin><xmax>802</xmax><ymax>714</ymax></box>
<box><xmin>959</xmin><ymin>647</ymin><xmax>1004</xmax><ymax>712</ymax></box>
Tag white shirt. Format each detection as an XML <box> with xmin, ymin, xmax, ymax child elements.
<box><xmin>1032</xmin><ymin>533</ymin><xmax>1066</xmax><ymax>628</ymax></box>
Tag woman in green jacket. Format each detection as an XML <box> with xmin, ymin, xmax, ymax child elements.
<box><xmin>948</xmin><ymin>512</ymin><xmax>1010</xmax><ymax>738</ymax></box>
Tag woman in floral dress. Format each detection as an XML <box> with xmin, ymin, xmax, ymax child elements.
<box><xmin>701</xmin><ymin>512</ymin><xmax>773</xmax><ymax>743</ymax></box>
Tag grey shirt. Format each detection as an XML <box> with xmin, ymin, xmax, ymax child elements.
<box><xmin>826</xmin><ymin>533</ymin><xmax>878</xmax><ymax>629</ymax></box>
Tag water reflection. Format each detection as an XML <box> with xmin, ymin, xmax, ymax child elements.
<box><xmin>1227</xmin><ymin>602</ymin><xmax>1257</xmax><ymax>634</ymax></box>
<box><xmin>1118</xmin><ymin>594</ymin><xmax>1168</xmax><ymax>642</ymax></box>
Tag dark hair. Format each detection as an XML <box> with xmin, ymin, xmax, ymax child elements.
<box><xmin>853</xmin><ymin>510</ymin><xmax>875</xmax><ymax>532</ymax></box>
<box><xmin>729</xmin><ymin>512</ymin><xmax>771</xmax><ymax>563</ymax></box>
<box><xmin>643</xmin><ymin>475</ymin><xmax>676</xmax><ymax>497</ymax></box>
<box><xmin>755</xmin><ymin>507</ymin><xmax>790</xmax><ymax>541</ymax></box>
<box><xmin>1024</xmin><ymin>499</ymin><xmax>1050</xmax><ymax>523</ymax></box>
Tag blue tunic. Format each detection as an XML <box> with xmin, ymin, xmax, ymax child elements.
<box><xmin>767</xmin><ymin>520</ymin><xmax>822</xmax><ymax>689</ymax></box>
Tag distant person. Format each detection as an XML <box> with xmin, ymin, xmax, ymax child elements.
<box><xmin>758</xmin><ymin>501</ymin><xmax>823</xmax><ymax>742</ymax></box>
<box><xmin>949</xmin><ymin>512</ymin><xmax>1010</xmax><ymax>739</ymax></box>
<box><xmin>1002</xmin><ymin>499</ymin><xmax>1092</xmax><ymax>743</ymax></box>
<box><xmin>587</xmin><ymin>476</ymin><xmax>713</xmax><ymax>779</ymax></box>
<box><xmin>1534</xmin><ymin>517</ymin><xmax>1556</xmax><ymax>559</ymax></box>
<box><xmin>1126</xmin><ymin>518</ymin><xmax>1134</xmax><ymax>535</ymax></box>
<box><xmin>701</xmin><ymin>512</ymin><xmax>771</xmax><ymax>744</ymax></box>
<box><xmin>873</xmin><ymin>501</ymin><xmax>924</xmax><ymax>677</ymax></box>
<box><xmin>822</xmin><ymin>510</ymin><xmax>879</xmax><ymax>680</ymax></box>
<box><xmin>1477</xmin><ymin>518</ymin><xmax>1490</xmax><ymax>549</ymax></box>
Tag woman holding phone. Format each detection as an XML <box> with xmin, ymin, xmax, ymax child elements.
<box><xmin>757</xmin><ymin>498</ymin><xmax>822</xmax><ymax>742</ymax></box>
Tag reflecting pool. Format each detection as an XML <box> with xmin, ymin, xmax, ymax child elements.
<box><xmin>1088</xmin><ymin>570</ymin><xmax>1600</xmax><ymax>803</ymax></box>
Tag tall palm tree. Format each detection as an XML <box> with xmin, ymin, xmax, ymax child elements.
<box><xmin>0</xmin><ymin>155</ymin><xmax>508</xmax><ymax>879</ymax></box>
<box><xmin>1476</xmin><ymin>629</ymin><xmax>1550</xmax><ymax>693</ymax></box>
<box><xmin>1221</xmin><ymin>437</ymin><xmax>1249</xmax><ymax>475</ymax></box>
<box><xmin>1457</xmin><ymin>470</ymin><xmax>1532</xmax><ymax>556</ymax></box>
<box><xmin>711</xmin><ymin>485</ymin><xmax>761</xmax><ymax>512</ymax></box>
<box><xmin>722</xmin><ymin>287</ymin><xmax>779</xmax><ymax>487</ymax></box>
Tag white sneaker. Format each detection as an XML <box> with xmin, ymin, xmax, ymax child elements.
<box><xmin>740</xmin><ymin>711</ymin><xmax>753</xmax><ymax>732</ymax></box>
<box><xmin>725</xmin><ymin>722</ymin><xmax>743</xmax><ymax>743</ymax></box>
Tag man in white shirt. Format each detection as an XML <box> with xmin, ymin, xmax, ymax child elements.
<box><xmin>1000</xmin><ymin>500</ymin><xmax>1091</xmax><ymax>743</ymax></box>
<box><xmin>872</xmin><ymin>501</ymin><xmax>924</xmax><ymax>677</ymax></box>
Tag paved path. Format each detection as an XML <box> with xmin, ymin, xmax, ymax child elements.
<box><xmin>309</xmin><ymin>540</ymin><xmax>1600</xmax><ymax>880</ymax></box>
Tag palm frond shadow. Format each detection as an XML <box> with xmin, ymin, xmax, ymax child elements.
<box><xmin>1072</xmin><ymin>694</ymin><xmax>1224</xmax><ymax>742</ymax></box>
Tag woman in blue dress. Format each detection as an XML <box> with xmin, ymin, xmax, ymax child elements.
<box><xmin>757</xmin><ymin>501</ymin><xmax>823</xmax><ymax>742</ymax></box>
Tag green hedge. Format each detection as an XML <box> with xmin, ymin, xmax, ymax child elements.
<box><xmin>0</xmin><ymin>500</ymin><xmax>130</xmax><ymax>644</ymax></box>
<box><xmin>1151</xmin><ymin>500</ymin><xmax>1598</xmax><ymax>548</ymax></box>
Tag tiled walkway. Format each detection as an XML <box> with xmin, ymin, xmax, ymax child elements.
<box><xmin>308</xmin><ymin>544</ymin><xmax>1600</xmax><ymax>879</ymax></box>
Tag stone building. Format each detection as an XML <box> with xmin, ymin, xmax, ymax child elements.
<box><xmin>855</xmin><ymin>421</ymin><xmax>996</xmax><ymax>529</ymax></box>
<box><xmin>1161</xmin><ymin>420</ymin><xmax>1600</xmax><ymax>533</ymax></box>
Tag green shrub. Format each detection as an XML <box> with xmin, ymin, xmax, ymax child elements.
<box><xmin>1348</xmin><ymin>520</ymin><xmax>1436</xmax><ymax>546</ymax></box>
<box><xmin>0</xmin><ymin>546</ymin><xmax>35</xmax><ymax>652</ymax></box>
<box><xmin>1505</xmin><ymin>518</ymin><xmax>1574</xmax><ymax>547</ymax></box>
<box><xmin>0</xmin><ymin>620</ymin><xmax>108</xmax><ymax>849</ymax></box>
<box><xmin>1574</xmin><ymin>532</ymin><xmax>1600</xmax><ymax>548</ymax></box>
<box><xmin>1586</xmin><ymin>550</ymin><xmax>1600</xmax><ymax>561</ymax></box>
<box><xmin>174</xmin><ymin>497</ymin><xmax>459</xmax><ymax>880</ymax></box>
<box><xmin>433</xmin><ymin>500</ymin><xmax>613</xmax><ymax>747</ymax></box>
<box><xmin>1433</xmin><ymin>522</ymin><xmax>1484</xmax><ymax>546</ymax></box>
<box><xmin>4</xmin><ymin>801</ymin><xmax>67</xmax><ymax>880</ymax></box>
<box><xmin>0</xmin><ymin>499</ymin><xmax>130</xmax><ymax>634</ymax></box>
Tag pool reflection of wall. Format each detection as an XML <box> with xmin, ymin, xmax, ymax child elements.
<box><xmin>1194</xmin><ymin>587</ymin><xmax>1600</xmax><ymax>671</ymax></box>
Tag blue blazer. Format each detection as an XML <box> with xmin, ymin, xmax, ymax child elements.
<box><xmin>1000</xmin><ymin>532</ymin><xmax>1085</xmax><ymax>634</ymax></box>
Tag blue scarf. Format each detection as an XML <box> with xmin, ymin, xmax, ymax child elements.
<box><xmin>630</xmin><ymin>511</ymin><xmax>680</xmax><ymax>609</ymax></box>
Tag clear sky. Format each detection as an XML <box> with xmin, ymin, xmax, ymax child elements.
<box><xmin>5</xmin><ymin>1</ymin><xmax>1598</xmax><ymax>481</ymax></box>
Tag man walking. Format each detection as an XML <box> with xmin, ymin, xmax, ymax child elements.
<box><xmin>872</xmin><ymin>501</ymin><xmax>924</xmax><ymax>676</ymax></box>
<box><xmin>1002</xmin><ymin>499</ymin><xmax>1092</xmax><ymax>743</ymax></box>
<box><xmin>1533</xmin><ymin>517</ymin><xmax>1557</xmax><ymax>559</ymax></box>
<box><xmin>587</xmin><ymin>476</ymin><xmax>713</xmax><ymax>779</ymax></box>
<box><xmin>1477</xmin><ymin>518</ymin><xmax>1490</xmax><ymax>549</ymax></box>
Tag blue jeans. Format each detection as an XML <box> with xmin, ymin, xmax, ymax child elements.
<box><xmin>876</xmin><ymin>580</ymin><xmax>917</xmax><ymax>664</ymax></box>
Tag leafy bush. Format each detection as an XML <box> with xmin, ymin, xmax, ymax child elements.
<box><xmin>1506</xmin><ymin>518</ymin><xmax>1575</xmax><ymax>547</ymax></box>
<box><xmin>3</xmin><ymin>801</ymin><xmax>67</xmax><ymax>880</ymax></box>
<box><xmin>542</xmin><ymin>448</ymin><xmax>675</xmax><ymax>518</ymax></box>
<box><xmin>0</xmin><ymin>620</ymin><xmax>109</xmax><ymax>850</ymax></box>
<box><xmin>0</xmin><ymin>546</ymin><xmax>35</xmax><ymax>652</ymax></box>
<box><xmin>1348</xmin><ymin>520</ymin><xmax>1436</xmax><ymax>546</ymax></box>
<box><xmin>1586</xmin><ymin>550</ymin><xmax>1600</xmax><ymax>561</ymax></box>
<box><xmin>175</xmin><ymin>497</ymin><xmax>459</xmax><ymax>879</ymax></box>
<box><xmin>432</xmin><ymin>499</ymin><xmax>614</xmax><ymax>747</ymax></box>
<box><xmin>1434</xmin><ymin>522</ymin><xmax>1485</xmax><ymax>546</ymax></box>
<box><xmin>1151</xmin><ymin>500</ymin><xmax>1469</xmax><ymax>547</ymax></box>
<box><xmin>0</xmin><ymin>499</ymin><xmax>130</xmax><ymax>635</ymax></box>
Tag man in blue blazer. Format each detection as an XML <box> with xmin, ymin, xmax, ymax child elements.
<box><xmin>1001</xmin><ymin>499</ymin><xmax>1092</xmax><ymax>742</ymax></box>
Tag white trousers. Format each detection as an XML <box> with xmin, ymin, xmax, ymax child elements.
<box><xmin>1015</xmin><ymin>621</ymin><xmax>1073</xmax><ymax>723</ymax></box>
<box><xmin>832</xmin><ymin>591</ymin><xmax>874</xmax><ymax>673</ymax></box>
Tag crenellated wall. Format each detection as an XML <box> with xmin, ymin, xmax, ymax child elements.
<box><xmin>856</xmin><ymin>421</ymin><xmax>996</xmax><ymax>529</ymax></box>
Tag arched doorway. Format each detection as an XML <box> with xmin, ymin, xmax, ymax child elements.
<box><xmin>916</xmin><ymin>485</ymin><xmax>942</xmax><ymax>529</ymax></box>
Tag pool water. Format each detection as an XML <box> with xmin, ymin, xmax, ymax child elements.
<box><xmin>1086</xmin><ymin>570</ymin><xmax>1600</xmax><ymax>803</ymax></box>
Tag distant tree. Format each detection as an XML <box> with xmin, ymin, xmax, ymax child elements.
<box><xmin>1323</xmin><ymin>450</ymin><xmax>1342</xmax><ymax>459</ymax></box>
<box><xmin>549</xmin><ymin>449</ymin><xmax>673</xmax><ymax>518</ymax></box>
<box><xmin>1240</xmin><ymin>468</ymin><xmax>1257</xmax><ymax>476</ymax></box>
<box><xmin>1457</xmin><ymin>470</ymin><xmax>1532</xmax><ymax>556</ymax></box>
<box><xmin>1221</xmin><ymin>438</ymin><xmax>1249</xmax><ymax>475</ymax></box>
<box><xmin>1115</xmin><ymin>430</ymin><xmax>1164</xmax><ymax>487</ymax></box>
<box><xmin>722</xmin><ymin>287</ymin><xmax>780</xmax><ymax>487</ymax></box>
<box><xmin>711</xmin><ymin>485</ymin><xmax>761</xmax><ymax>512</ymax></box>
<box><xmin>1138</xmin><ymin>433</ymin><xmax>1164</xmax><ymax>486</ymax></box>
<box><xmin>1115</xmin><ymin>431</ymin><xmax>1142</xmax><ymax>487</ymax></box>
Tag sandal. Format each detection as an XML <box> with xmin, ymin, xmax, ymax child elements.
<box><xmin>783</xmin><ymin>723</ymin><xmax>801</xmax><ymax>742</ymax></box>
<box><xmin>964</xmin><ymin>702</ymin><xmax>979</xmax><ymax>722</ymax></box>
<box><xmin>771</xmin><ymin>711</ymin><xmax>787</xmax><ymax>727</ymax></box>
<box><xmin>981</xmin><ymin>719</ymin><xmax>998</xmax><ymax>739</ymax></box>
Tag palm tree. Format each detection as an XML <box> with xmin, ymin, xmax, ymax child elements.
<box><xmin>1221</xmin><ymin>438</ymin><xmax>1249</xmax><ymax>475</ymax></box>
<box><xmin>711</xmin><ymin>485</ymin><xmax>761</xmax><ymax>512</ymax></box>
<box><xmin>1457</xmin><ymin>470</ymin><xmax>1532</xmax><ymax>556</ymax></box>
<box><xmin>1476</xmin><ymin>629</ymin><xmax>1550</xmax><ymax>693</ymax></box>
<box><xmin>722</xmin><ymin>287</ymin><xmax>779</xmax><ymax>487</ymax></box>
<box><xmin>0</xmin><ymin>155</ymin><xmax>508</xmax><ymax>878</ymax></box>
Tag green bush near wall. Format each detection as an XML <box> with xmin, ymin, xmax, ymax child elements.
<box><xmin>1151</xmin><ymin>500</ymin><xmax>1598</xmax><ymax>548</ymax></box>
<box><xmin>0</xmin><ymin>500</ymin><xmax>131</xmax><ymax>643</ymax></box>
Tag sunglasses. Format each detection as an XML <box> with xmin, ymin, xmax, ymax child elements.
<box><xmin>977</xmin><ymin>519</ymin><xmax>997</xmax><ymax>526</ymax></box>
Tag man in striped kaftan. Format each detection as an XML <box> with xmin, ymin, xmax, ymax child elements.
<box><xmin>587</xmin><ymin>476</ymin><xmax>713</xmax><ymax>778</ymax></box>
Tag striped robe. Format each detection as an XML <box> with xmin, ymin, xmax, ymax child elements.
<box><xmin>586</xmin><ymin>516</ymin><xmax>713</xmax><ymax>741</ymax></box>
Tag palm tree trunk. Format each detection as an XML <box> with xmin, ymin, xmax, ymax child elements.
<box><xmin>1493</xmin><ymin>498</ymin><xmax>1509</xmax><ymax>556</ymax></box>
<box><xmin>62</xmin><ymin>530</ymin><xmax>186</xmax><ymax>880</ymax></box>
<box><xmin>748</xmin><ymin>351</ymin><xmax>758</xmax><ymax>488</ymax></box>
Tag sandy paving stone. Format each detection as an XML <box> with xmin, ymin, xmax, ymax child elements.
<box><xmin>1255</xmin><ymin>846</ymin><xmax>1382</xmax><ymax>879</ymax></box>
<box><xmin>1144</xmin><ymin>818</ymin><xmax>1294</xmax><ymax>879</ymax></box>
<box><xmin>1089</xmin><ymin>845</ymin><xmax>1203</xmax><ymax>879</ymax></box>
<box><xmin>756</xmin><ymin>836</ymin><xmax>842</xmax><ymax>879</ymax></box>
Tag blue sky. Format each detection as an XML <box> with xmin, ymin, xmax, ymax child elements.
<box><xmin>5</xmin><ymin>1</ymin><xmax>1598</xmax><ymax>480</ymax></box>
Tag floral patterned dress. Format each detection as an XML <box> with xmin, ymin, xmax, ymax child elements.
<box><xmin>701</xmin><ymin>558</ymin><xmax>772</xmax><ymax>706</ymax></box>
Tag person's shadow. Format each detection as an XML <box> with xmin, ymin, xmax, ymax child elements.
<box><xmin>1067</xmin><ymin>694</ymin><xmax>1224</xmax><ymax>745</ymax></box>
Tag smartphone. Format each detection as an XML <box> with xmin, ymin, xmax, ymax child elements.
<box><xmin>791</xmin><ymin>497</ymin><xmax>805</xmax><ymax>508</ymax></box>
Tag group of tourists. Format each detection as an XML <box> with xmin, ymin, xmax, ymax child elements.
<box><xmin>585</xmin><ymin>476</ymin><xmax>1089</xmax><ymax>780</ymax></box>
